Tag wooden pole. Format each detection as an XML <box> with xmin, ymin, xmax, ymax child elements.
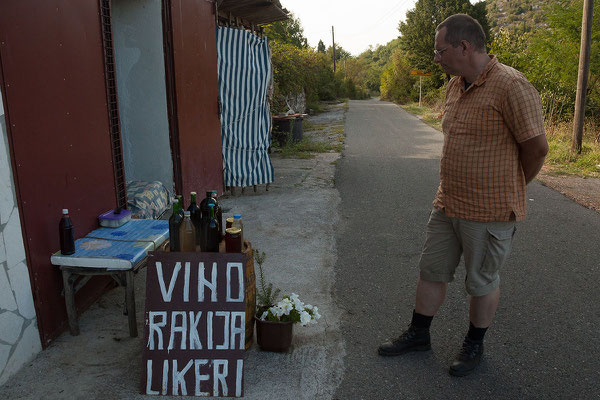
<box><xmin>572</xmin><ymin>0</ymin><xmax>594</xmax><ymax>154</ymax></box>
<box><xmin>332</xmin><ymin>26</ymin><xmax>336</xmax><ymax>73</ymax></box>
<box><xmin>419</xmin><ymin>76</ymin><xmax>422</xmax><ymax>107</ymax></box>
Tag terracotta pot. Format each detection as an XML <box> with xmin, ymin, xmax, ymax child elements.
<box><xmin>254</xmin><ymin>316</ymin><xmax>293</xmax><ymax>352</ymax></box>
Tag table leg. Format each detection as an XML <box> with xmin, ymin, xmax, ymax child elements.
<box><xmin>125</xmin><ymin>270</ymin><xmax>137</xmax><ymax>337</ymax></box>
<box><xmin>61</xmin><ymin>269</ymin><xmax>80</xmax><ymax>336</ymax></box>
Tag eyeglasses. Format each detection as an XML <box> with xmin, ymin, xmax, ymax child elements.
<box><xmin>433</xmin><ymin>46</ymin><xmax>449</xmax><ymax>57</ymax></box>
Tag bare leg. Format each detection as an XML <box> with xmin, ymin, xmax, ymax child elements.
<box><xmin>469</xmin><ymin>288</ymin><xmax>500</xmax><ymax>328</ymax></box>
<box><xmin>415</xmin><ymin>278</ymin><xmax>447</xmax><ymax>316</ymax></box>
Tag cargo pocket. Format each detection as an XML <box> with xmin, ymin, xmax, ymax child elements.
<box><xmin>481</xmin><ymin>226</ymin><xmax>516</xmax><ymax>275</ymax></box>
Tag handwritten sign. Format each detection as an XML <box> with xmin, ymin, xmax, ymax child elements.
<box><xmin>142</xmin><ymin>252</ymin><xmax>246</xmax><ymax>397</ymax></box>
<box><xmin>410</xmin><ymin>69</ymin><xmax>432</xmax><ymax>76</ymax></box>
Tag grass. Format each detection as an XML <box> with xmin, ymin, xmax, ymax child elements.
<box><xmin>401</xmin><ymin>103</ymin><xmax>600</xmax><ymax>178</ymax></box>
<box><xmin>274</xmin><ymin>137</ymin><xmax>342</xmax><ymax>158</ymax></box>
<box><xmin>544</xmin><ymin>122</ymin><xmax>600</xmax><ymax>177</ymax></box>
<box><xmin>401</xmin><ymin>103</ymin><xmax>443</xmax><ymax>131</ymax></box>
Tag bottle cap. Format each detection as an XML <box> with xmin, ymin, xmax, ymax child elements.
<box><xmin>190</xmin><ymin>191</ymin><xmax>196</xmax><ymax>195</ymax></box>
<box><xmin>233</xmin><ymin>214</ymin><xmax>241</xmax><ymax>219</ymax></box>
<box><xmin>62</xmin><ymin>209</ymin><xmax>69</xmax><ymax>214</ymax></box>
<box><xmin>184</xmin><ymin>211</ymin><xmax>191</xmax><ymax>216</ymax></box>
<box><xmin>211</xmin><ymin>190</ymin><xmax>217</xmax><ymax>193</ymax></box>
<box><xmin>226</xmin><ymin>228</ymin><xmax>242</xmax><ymax>234</ymax></box>
<box><xmin>208</xmin><ymin>204</ymin><xmax>215</xmax><ymax>208</ymax></box>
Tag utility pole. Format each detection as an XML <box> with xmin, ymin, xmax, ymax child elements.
<box><xmin>572</xmin><ymin>0</ymin><xmax>594</xmax><ymax>154</ymax></box>
<box><xmin>332</xmin><ymin>26</ymin><xmax>336</xmax><ymax>73</ymax></box>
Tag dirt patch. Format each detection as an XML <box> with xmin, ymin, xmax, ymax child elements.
<box><xmin>537</xmin><ymin>165</ymin><xmax>600</xmax><ymax>212</ymax></box>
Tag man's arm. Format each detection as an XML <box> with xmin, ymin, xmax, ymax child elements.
<box><xmin>518</xmin><ymin>134</ymin><xmax>549</xmax><ymax>184</ymax></box>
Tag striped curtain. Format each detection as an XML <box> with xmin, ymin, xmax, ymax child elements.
<box><xmin>217</xmin><ymin>26</ymin><xmax>274</xmax><ymax>187</ymax></box>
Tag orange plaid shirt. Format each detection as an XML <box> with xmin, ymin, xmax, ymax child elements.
<box><xmin>433</xmin><ymin>55</ymin><xmax>545</xmax><ymax>222</ymax></box>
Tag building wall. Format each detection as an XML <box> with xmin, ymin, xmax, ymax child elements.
<box><xmin>112</xmin><ymin>0</ymin><xmax>174</xmax><ymax>192</ymax></box>
<box><xmin>0</xmin><ymin>88</ymin><xmax>41</xmax><ymax>386</ymax></box>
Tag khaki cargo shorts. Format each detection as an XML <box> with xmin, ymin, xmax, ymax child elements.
<box><xmin>418</xmin><ymin>208</ymin><xmax>517</xmax><ymax>296</ymax></box>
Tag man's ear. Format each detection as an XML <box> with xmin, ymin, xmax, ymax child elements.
<box><xmin>460</xmin><ymin>40</ymin><xmax>470</xmax><ymax>55</ymax></box>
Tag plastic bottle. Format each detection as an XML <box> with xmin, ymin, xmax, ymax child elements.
<box><xmin>179</xmin><ymin>211</ymin><xmax>197</xmax><ymax>252</ymax></box>
<box><xmin>202</xmin><ymin>204</ymin><xmax>220</xmax><ymax>252</ymax></box>
<box><xmin>168</xmin><ymin>201</ymin><xmax>183</xmax><ymax>252</ymax></box>
<box><xmin>59</xmin><ymin>209</ymin><xmax>75</xmax><ymax>255</ymax></box>
<box><xmin>232</xmin><ymin>214</ymin><xmax>243</xmax><ymax>249</ymax></box>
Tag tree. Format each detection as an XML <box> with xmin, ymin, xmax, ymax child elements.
<box><xmin>264</xmin><ymin>13</ymin><xmax>308</xmax><ymax>49</ymax></box>
<box><xmin>317</xmin><ymin>40</ymin><xmax>326</xmax><ymax>53</ymax></box>
<box><xmin>398</xmin><ymin>0</ymin><xmax>489</xmax><ymax>86</ymax></box>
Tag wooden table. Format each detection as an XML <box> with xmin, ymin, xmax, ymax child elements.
<box><xmin>50</xmin><ymin>219</ymin><xmax>169</xmax><ymax>337</ymax></box>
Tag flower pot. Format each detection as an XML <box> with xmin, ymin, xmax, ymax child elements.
<box><xmin>254</xmin><ymin>316</ymin><xmax>293</xmax><ymax>352</ymax></box>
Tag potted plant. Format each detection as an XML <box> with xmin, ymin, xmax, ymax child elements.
<box><xmin>254</xmin><ymin>249</ymin><xmax>321</xmax><ymax>352</ymax></box>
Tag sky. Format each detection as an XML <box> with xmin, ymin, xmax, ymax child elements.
<box><xmin>279</xmin><ymin>1</ymin><xmax>483</xmax><ymax>56</ymax></box>
<box><xmin>279</xmin><ymin>0</ymin><xmax>415</xmax><ymax>56</ymax></box>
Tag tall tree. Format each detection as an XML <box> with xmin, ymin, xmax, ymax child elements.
<box><xmin>317</xmin><ymin>39</ymin><xmax>326</xmax><ymax>53</ymax></box>
<box><xmin>264</xmin><ymin>13</ymin><xmax>308</xmax><ymax>48</ymax></box>
<box><xmin>398</xmin><ymin>0</ymin><xmax>489</xmax><ymax>82</ymax></box>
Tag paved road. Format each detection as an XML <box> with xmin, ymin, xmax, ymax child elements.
<box><xmin>333</xmin><ymin>98</ymin><xmax>600</xmax><ymax>399</ymax></box>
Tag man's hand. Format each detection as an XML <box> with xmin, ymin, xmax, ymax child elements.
<box><xmin>518</xmin><ymin>134</ymin><xmax>549</xmax><ymax>184</ymax></box>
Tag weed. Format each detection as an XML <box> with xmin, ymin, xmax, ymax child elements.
<box><xmin>402</xmin><ymin>104</ymin><xmax>600</xmax><ymax>178</ymax></box>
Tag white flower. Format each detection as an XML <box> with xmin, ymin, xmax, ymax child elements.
<box><xmin>260</xmin><ymin>311</ymin><xmax>268</xmax><ymax>320</ymax></box>
<box><xmin>270</xmin><ymin>306</ymin><xmax>285</xmax><ymax>318</ymax></box>
<box><xmin>300</xmin><ymin>311</ymin><xmax>312</xmax><ymax>326</ymax></box>
<box><xmin>280</xmin><ymin>301</ymin><xmax>293</xmax><ymax>315</ymax></box>
<box><xmin>304</xmin><ymin>304</ymin><xmax>313</xmax><ymax>311</ymax></box>
<box><xmin>313</xmin><ymin>306</ymin><xmax>321</xmax><ymax>320</ymax></box>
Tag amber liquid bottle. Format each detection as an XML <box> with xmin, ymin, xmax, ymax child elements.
<box><xmin>59</xmin><ymin>209</ymin><xmax>75</xmax><ymax>255</ymax></box>
<box><xmin>179</xmin><ymin>211</ymin><xmax>196</xmax><ymax>252</ymax></box>
<box><xmin>168</xmin><ymin>201</ymin><xmax>183</xmax><ymax>252</ymax></box>
<box><xmin>202</xmin><ymin>204</ymin><xmax>220</xmax><ymax>252</ymax></box>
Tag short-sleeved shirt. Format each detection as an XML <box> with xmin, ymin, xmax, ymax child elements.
<box><xmin>433</xmin><ymin>55</ymin><xmax>545</xmax><ymax>222</ymax></box>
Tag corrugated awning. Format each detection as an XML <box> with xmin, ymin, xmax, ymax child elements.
<box><xmin>217</xmin><ymin>0</ymin><xmax>288</xmax><ymax>27</ymax></box>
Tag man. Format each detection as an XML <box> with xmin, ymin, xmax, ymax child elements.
<box><xmin>378</xmin><ymin>14</ymin><xmax>548</xmax><ymax>377</ymax></box>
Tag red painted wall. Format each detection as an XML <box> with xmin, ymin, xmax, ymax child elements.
<box><xmin>170</xmin><ymin>0</ymin><xmax>224</xmax><ymax>196</ymax></box>
<box><xmin>0</xmin><ymin>1</ymin><xmax>118</xmax><ymax>346</ymax></box>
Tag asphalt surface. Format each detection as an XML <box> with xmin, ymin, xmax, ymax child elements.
<box><xmin>333</xmin><ymin>98</ymin><xmax>600</xmax><ymax>399</ymax></box>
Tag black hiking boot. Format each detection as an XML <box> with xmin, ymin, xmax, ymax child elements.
<box><xmin>377</xmin><ymin>326</ymin><xmax>431</xmax><ymax>356</ymax></box>
<box><xmin>449</xmin><ymin>337</ymin><xmax>484</xmax><ymax>377</ymax></box>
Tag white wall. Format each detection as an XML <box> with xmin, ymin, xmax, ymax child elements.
<box><xmin>0</xmin><ymin>88</ymin><xmax>42</xmax><ymax>386</ymax></box>
<box><xmin>112</xmin><ymin>0</ymin><xmax>174</xmax><ymax>193</ymax></box>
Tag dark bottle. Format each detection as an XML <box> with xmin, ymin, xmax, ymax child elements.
<box><xmin>199</xmin><ymin>191</ymin><xmax>215</xmax><ymax>247</ymax></box>
<box><xmin>187</xmin><ymin>191</ymin><xmax>202</xmax><ymax>245</ymax></box>
<box><xmin>211</xmin><ymin>190</ymin><xmax>224</xmax><ymax>239</ymax></box>
<box><xmin>202</xmin><ymin>204</ymin><xmax>220</xmax><ymax>252</ymax></box>
<box><xmin>176</xmin><ymin>195</ymin><xmax>185</xmax><ymax>218</ymax></box>
<box><xmin>59</xmin><ymin>209</ymin><xmax>75</xmax><ymax>255</ymax></box>
<box><xmin>169</xmin><ymin>201</ymin><xmax>183</xmax><ymax>252</ymax></box>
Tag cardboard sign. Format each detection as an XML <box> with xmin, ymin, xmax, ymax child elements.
<box><xmin>142</xmin><ymin>251</ymin><xmax>246</xmax><ymax>397</ymax></box>
<box><xmin>410</xmin><ymin>69</ymin><xmax>432</xmax><ymax>76</ymax></box>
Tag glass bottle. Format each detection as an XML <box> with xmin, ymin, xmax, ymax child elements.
<box><xmin>211</xmin><ymin>190</ymin><xmax>224</xmax><ymax>238</ymax></box>
<box><xmin>176</xmin><ymin>195</ymin><xmax>185</xmax><ymax>218</ymax></box>
<box><xmin>232</xmin><ymin>214</ymin><xmax>243</xmax><ymax>249</ymax></box>
<box><xmin>199</xmin><ymin>191</ymin><xmax>216</xmax><ymax>243</ymax></box>
<box><xmin>168</xmin><ymin>201</ymin><xmax>183</xmax><ymax>252</ymax></box>
<box><xmin>225</xmin><ymin>227</ymin><xmax>242</xmax><ymax>253</ymax></box>
<box><xmin>202</xmin><ymin>204</ymin><xmax>220</xmax><ymax>252</ymax></box>
<box><xmin>59</xmin><ymin>209</ymin><xmax>75</xmax><ymax>255</ymax></box>
<box><xmin>179</xmin><ymin>211</ymin><xmax>197</xmax><ymax>252</ymax></box>
<box><xmin>188</xmin><ymin>192</ymin><xmax>201</xmax><ymax>246</ymax></box>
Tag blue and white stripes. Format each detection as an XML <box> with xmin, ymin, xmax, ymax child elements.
<box><xmin>217</xmin><ymin>26</ymin><xmax>274</xmax><ymax>187</ymax></box>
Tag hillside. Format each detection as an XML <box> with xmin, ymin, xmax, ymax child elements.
<box><xmin>486</xmin><ymin>0</ymin><xmax>553</xmax><ymax>35</ymax></box>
